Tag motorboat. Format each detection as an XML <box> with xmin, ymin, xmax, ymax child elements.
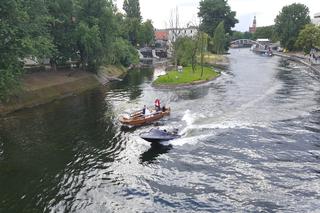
<box><xmin>119</xmin><ymin>107</ymin><xmax>170</xmax><ymax>126</ymax></box>
<box><xmin>140</xmin><ymin>128</ymin><xmax>180</xmax><ymax>143</ymax></box>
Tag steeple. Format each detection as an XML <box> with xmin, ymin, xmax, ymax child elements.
<box><xmin>249</xmin><ymin>16</ymin><xmax>257</xmax><ymax>33</ymax></box>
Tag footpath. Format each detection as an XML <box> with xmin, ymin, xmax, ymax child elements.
<box><xmin>273</xmin><ymin>52</ymin><xmax>320</xmax><ymax>73</ymax></box>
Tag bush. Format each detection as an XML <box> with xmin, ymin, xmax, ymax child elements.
<box><xmin>0</xmin><ymin>63</ymin><xmax>23</xmax><ymax>102</ymax></box>
<box><xmin>111</xmin><ymin>38</ymin><xmax>139</xmax><ymax>67</ymax></box>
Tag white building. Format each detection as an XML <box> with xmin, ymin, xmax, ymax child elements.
<box><xmin>312</xmin><ymin>13</ymin><xmax>320</xmax><ymax>26</ymax></box>
<box><xmin>167</xmin><ymin>26</ymin><xmax>198</xmax><ymax>43</ymax></box>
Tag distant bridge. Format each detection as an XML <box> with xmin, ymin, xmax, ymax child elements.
<box><xmin>230</xmin><ymin>39</ymin><xmax>265</xmax><ymax>49</ymax></box>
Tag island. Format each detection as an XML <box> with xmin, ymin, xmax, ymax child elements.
<box><xmin>153</xmin><ymin>65</ymin><xmax>221</xmax><ymax>87</ymax></box>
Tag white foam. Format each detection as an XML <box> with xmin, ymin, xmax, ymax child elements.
<box><xmin>181</xmin><ymin>110</ymin><xmax>197</xmax><ymax>126</ymax></box>
<box><xmin>169</xmin><ymin>134</ymin><xmax>212</xmax><ymax>146</ymax></box>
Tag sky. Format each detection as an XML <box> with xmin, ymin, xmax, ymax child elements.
<box><xmin>115</xmin><ymin>0</ymin><xmax>319</xmax><ymax>31</ymax></box>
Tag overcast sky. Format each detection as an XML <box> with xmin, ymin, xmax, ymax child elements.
<box><xmin>115</xmin><ymin>0</ymin><xmax>318</xmax><ymax>31</ymax></box>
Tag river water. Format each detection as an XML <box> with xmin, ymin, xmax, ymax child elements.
<box><xmin>1</xmin><ymin>49</ymin><xmax>320</xmax><ymax>212</ymax></box>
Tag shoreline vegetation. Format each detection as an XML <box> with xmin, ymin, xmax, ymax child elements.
<box><xmin>153</xmin><ymin>53</ymin><xmax>227</xmax><ymax>88</ymax></box>
<box><xmin>153</xmin><ymin>65</ymin><xmax>221</xmax><ymax>88</ymax></box>
<box><xmin>0</xmin><ymin>65</ymin><xmax>126</xmax><ymax>116</ymax></box>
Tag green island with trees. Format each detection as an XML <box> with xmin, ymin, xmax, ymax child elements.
<box><xmin>154</xmin><ymin>0</ymin><xmax>237</xmax><ymax>86</ymax></box>
<box><xmin>153</xmin><ymin>65</ymin><xmax>220</xmax><ymax>87</ymax></box>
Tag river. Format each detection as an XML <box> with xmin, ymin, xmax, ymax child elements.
<box><xmin>1</xmin><ymin>49</ymin><xmax>320</xmax><ymax>212</ymax></box>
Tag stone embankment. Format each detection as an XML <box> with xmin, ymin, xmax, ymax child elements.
<box><xmin>0</xmin><ymin>65</ymin><xmax>126</xmax><ymax>116</ymax></box>
<box><xmin>274</xmin><ymin>52</ymin><xmax>320</xmax><ymax>73</ymax></box>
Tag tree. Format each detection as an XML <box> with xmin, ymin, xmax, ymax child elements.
<box><xmin>199</xmin><ymin>32</ymin><xmax>208</xmax><ymax>77</ymax></box>
<box><xmin>198</xmin><ymin>0</ymin><xmax>238</xmax><ymax>36</ymax></box>
<box><xmin>122</xmin><ymin>0</ymin><xmax>142</xmax><ymax>46</ymax></box>
<box><xmin>274</xmin><ymin>3</ymin><xmax>310</xmax><ymax>51</ymax></box>
<box><xmin>75</xmin><ymin>0</ymin><xmax>117</xmax><ymax>71</ymax></box>
<box><xmin>212</xmin><ymin>21</ymin><xmax>226</xmax><ymax>54</ymax></box>
<box><xmin>123</xmin><ymin>0</ymin><xmax>141</xmax><ymax>21</ymax></box>
<box><xmin>0</xmin><ymin>0</ymin><xmax>54</xmax><ymax>101</ymax></box>
<box><xmin>169</xmin><ymin>7</ymin><xmax>181</xmax><ymax>69</ymax></box>
<box><xmin>111</xmin><ymin>38</ymin><xmax>139</xmax><ymax>66</ymax></box>
<box><xmin>175</xmin><ymin>37</ymin><xmax>195</xmax><ymax>67</ymax></box>
<box><xmin>47</xmin><ymin>0</ymin><xmax>77</xmax><ymax>70</ymax></box>
<box><xmin>295</xmin><ymin>24</ymin><xmax>320</xmax><ymax>53</ymax></box>
<box><xmin>137</xmin><ymin>20</ymin><xmax>154</xmax><ymax>46</ymax></box>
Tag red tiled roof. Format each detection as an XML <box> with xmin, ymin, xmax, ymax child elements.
<box><xmin>155</xmin><ymin>31</ymin><xmax>168</xmax><ymax>40</ymax></box>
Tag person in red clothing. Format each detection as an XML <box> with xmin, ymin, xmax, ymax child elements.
<box><xmin>154</xmin><ymin>98</ymin><xmax>160</xmax><ymax>111</ymax></box>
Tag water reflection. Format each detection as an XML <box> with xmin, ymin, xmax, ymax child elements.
<box><xmin>140</xmin><ymin>143</ymin><xmax>172</xmax><ymax>164</ymax></box>
<box><xmin>1</xmin><ymin>50</ymin><xmax>320</xmax><ymax>212</ymax></box>
<box><xmin>0</xmin><ymin>89</ymin><xmax>122</xmax><ymax>212</ymax></box>
<box><xmin>108</xmin><ymin>68</ymin><xmax>154</xmax><ymax>101</ymax></box>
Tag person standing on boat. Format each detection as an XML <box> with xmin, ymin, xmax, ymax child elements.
<box><xmin>142</xmin><ymin>105</ymin><xmax>146</xmax><ymax>115</ymax></box>
<box><xmin>155</xmin><ymin>98</ymin><xmax>161</xmax><ymax>111</ymax></box>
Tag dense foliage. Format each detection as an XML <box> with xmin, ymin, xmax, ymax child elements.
<box><xmin>274</xmin><ymin>3</ymin><xmax>310</xmax><ymax>51</ymax></box>
<box><xmin>295</xmin><ymin>24</ymin><xmax>320</xmax><ymax>53</ymax></box>
<box><xmin>198</xmin><ymin>0</ymin><xmax>237</xmax><ymax>53</ymax></box>
<box><xmin>0</xmin><ymin>0</ymin><xmax>154</xmax><ymax>101</ymax></box>
<box><xmin>0</xmin><ymin>0</ymin><xmax>54</xmax><ymax>101</ymax></box>
<box><xmin>198</xmin><ymin>0</ymin><xmax>238</xmax><ymax>35</ymax></box>
<box><xmin>253</xmin><ymin>26</ymin><xmax>279</xmax><ymax>42</ymax></box>
<box><xmin>212</xmin><ymin>21</ymin><xmax>226</xmax><ymax>54</ymax></box>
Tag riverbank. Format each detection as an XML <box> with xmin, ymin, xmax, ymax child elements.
<box><xmin>274</xmin><ymin>52</ymin><xmax>320</xmax><ymax>73</ymax></box>
<box><xmin>0</xmin><ymin>65</ymin><xmax>126</xmax><ymax>116</ymax></box>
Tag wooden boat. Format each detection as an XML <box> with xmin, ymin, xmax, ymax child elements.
<box><xmin>140</xmin><ymin>128</ymin><xmax>180</xmax><ymax>143</ymax></box>
<box><xmin>119</xmin><ymin>107</ymin><xmax>170</xmax><ymax>126</ymax></box>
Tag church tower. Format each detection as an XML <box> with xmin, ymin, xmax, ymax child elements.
<box><xmin>249</xmin><ymin>16</ymin><xmax>257</xmax><ymax>33</ymax></box>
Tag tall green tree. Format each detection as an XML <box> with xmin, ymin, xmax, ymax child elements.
<box><xmin>123</xmin><ymin>0</ymin><xmax>142</xmax><ymax>46</ymax></box>
<box><xmin>212</xmin><ymin>21</ymin><xmax>226</xmax><ymax>54</ymax></box>
<box><xmin>75</xmin><ymin>0</ymin><xmax>117</xmax><ymax>71</ymax></box>
<box><xmin>175</xmin><ymin>37</ymin><xmax>195</xmax><ymax>67</ymax></box>
<box><xmin>295</xmin><ymin>24</ymin><xmax>320</xmax><ymax>53</ymax></box>
<box><xmin>198</xmin><ymin>32</ymin><xmax>208</xmax><ymax>77</ymax></box>
<box><xmin>274</xmin><ymin>3</ymin><xmax>310</xmax><ymax>51</ymax></box>
<box><xmin>198</xmin><ymin>0</ymin><xmax>238</xmax><ymax>36</ymax></box>
<box><xmin>123</xmin><ymin>0</ymin><xmax>141</xmax><ymax>21</ymax></box>
<box><xmin>0</xmin><ymin>0</ymin><xmax>54</xmax><ymax>101</ymax></box>
<box><xmin>47</xmin><ymin>0</ymin><xmax>77</xmax><ymax>70</ymax></box>
<box><xmin>137</xmin><ymin>20</ymin><xmax>154</xmax><ymax>46</ymax></box>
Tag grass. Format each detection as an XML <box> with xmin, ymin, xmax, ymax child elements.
<box><xmin>197</xmin><ymin>52</ymin><xmax>226</xmax><ymax>65</ymax></box>
<box><xmin>153</xmin><ymin>65</ymin><xmax>220</xmax><ymax>86</ymax></box>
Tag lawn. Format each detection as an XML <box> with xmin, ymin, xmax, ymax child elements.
<box><xmin>153</xmin><ymin>65</ymin><xmax>220</xmax><ymax>86</ymax></box>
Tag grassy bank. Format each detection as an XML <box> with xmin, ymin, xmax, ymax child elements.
<box><xmin>198</xmin><ymin>52</ymin><xmax>228</xmax><ymax>66</ymax></box>
<box><xmin>153</xmin><ymin>65</ymin><xmax>220</xmax><ymax>86</ymax></box>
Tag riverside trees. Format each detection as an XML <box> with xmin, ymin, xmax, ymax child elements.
<box><xmin>274</xmin><ymin>3</ymin><xmax>311</xmax><ymax>51</ymax></box>
<box><xmin>0</xmin><ymin>0</ymin><xmax>154</xmax><ymax>101</ymax></box>
<box><xmin>295</xmin><ymin>24</ymin><xmax>320</xmax><ymax>54</ymax></box>
<box><xmin>0</xmin><ymin>0</ymin><xmax>54</xmax><ymax>100</ymax></box>
<box><xmin>198</xmin><ymin>0</ymin><xmax>238</xmax><ymax>53</ymax></box>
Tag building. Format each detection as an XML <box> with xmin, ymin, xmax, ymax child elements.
<box><xmin>312</xmin><ymin>13</ymin><xmax>320</xmax><ymax>26</ymax></box>
<box><xmin>249</xmin><ymin>16</ymin><xmax>257</xmax><ymax>33</ymax></box>
<box><xmin>155</xmin><ymin>30</ymin><xmax>169</xmax><ymax>41</ymax></box>
<box><xmin>154</xmin><ymin>26</ymin><xmax>198</xmax><ymax>57</ymax></box>
<box><xmin>155</xmin><ymin>26</ymin><xmax>198</xmax><ymax>44</ymax></box>
<box><xmin>167</xmin><ymin>26</ymin><xmax>198</xmax><ymax>43</ymax></box>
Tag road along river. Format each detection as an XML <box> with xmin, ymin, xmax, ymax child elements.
<box><xmin>1</xmin><ymin>48</ymin><xmax>320</xmax><ymax>212</ymax></box>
